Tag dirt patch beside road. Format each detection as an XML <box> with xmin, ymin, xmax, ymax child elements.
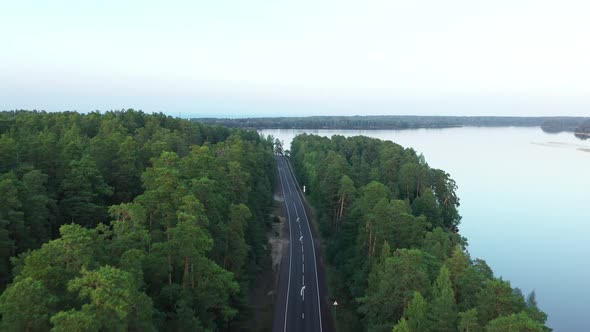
<box><xmin>269</xmin><ymin>215</ymin><xmax>288</xmax><ymax>273</ymax></box>
<box><xmin>245</xmin><ymin>186</ymin><xmax>289</xmax><ymax>331</ymax></box>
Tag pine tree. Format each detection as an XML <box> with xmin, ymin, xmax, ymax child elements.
<box><xmin>406</xmin><ymin>291</ymin><xmax>428</xmax><ymax>332</ymax></box>
<box><xmin>0</xmin><ymin>277</ymin><xmax>56</xmax><ymax>331</ymax></box>
<box><xmin>392</xmin><ymin>318</ymin><xmax>411</xmax><ymax>332</ymax></box>
<box><xmin>429</xmin><ymin>265</ymin><xmax>457</xmax><ymax>332</ymax></box>
<box><xmin>458</xmin><ymin>308</ymin><xmax>481</xmax><ymax>332</ymax></box>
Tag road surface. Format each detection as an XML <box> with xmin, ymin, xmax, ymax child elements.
<box><xmin>273</xmin><ymin>155</ymin><xmax>327</xmax><ymax>332</ymax></box>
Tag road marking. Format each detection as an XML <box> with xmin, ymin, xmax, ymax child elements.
<box><xmin>302</xmin><ymin>313</ymin><xmax>304</xmax><ymax>319</ymax></box>
<box><xmin>282</xmin><ymin>162</ymin><xmax>292</xmax><ymax>194</ymax></box>
<box><xmin>301</xmin><ymin>285</ymin><xmax>306</xmax><ymax>301</ymax></box>
<box><xmin>303</xmin><ymin>263</ymin><xmax>305</xmax><ymax>273</ymax></box>
<box><xmin>302</xmin><ymin>273</ymin><xmax>305</xmax><ymax>285</ymax></box>
<box><xmin>285</xmin><ymin>158</ymin><xmax>324</xmax><ymax>332</ymax></box>
<box><xmin>293</xmin><ymin>202</ymin><xmax>299</xmax><ymax>218</ymax></box>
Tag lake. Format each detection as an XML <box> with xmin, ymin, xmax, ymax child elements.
<box><xmin>260</xmin><ymin>127</ymin><xmax>590</xmax><ymax>331</ymax></box>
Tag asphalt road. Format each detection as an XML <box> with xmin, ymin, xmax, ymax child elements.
<box><xmin>273</xmin><ymin>155</ymin><xmax>327</xmax><ymax>332</ymax></box>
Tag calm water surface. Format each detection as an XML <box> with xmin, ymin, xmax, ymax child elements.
<box><xmin>260</xmin><ymin>127</ymin><xmax>590</xmax><ymax>331</ymax></box>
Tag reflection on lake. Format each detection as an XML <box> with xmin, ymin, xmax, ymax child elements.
<box><xmin>260</xmin><ymin>127</ymin><xmax>590</xmax><ymax>332</ymax></box>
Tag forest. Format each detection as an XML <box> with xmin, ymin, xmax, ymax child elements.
<box><xmin>0</xmin><ymin>110</ymin><xmax>276</xmax><ymax>331</ymax></box>
<box><xmin>574</xmin><ymin>119</ymin><xmax>590</xmax><ymax>140</ymax></box>
<box><xmin>194</xmin><ymin>115</ymin><xmax>590</xmax><ymax>131</ymax></box>
<box><xmin>289</xmin><ymin>134</ymin><xmax>550</xmax><ymax>332</ymax></box>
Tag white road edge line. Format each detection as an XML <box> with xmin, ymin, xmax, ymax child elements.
<box><xmin>283</xmin><ymin>159</ymin><xmax>293</xmax><ymax>194</ymax></box>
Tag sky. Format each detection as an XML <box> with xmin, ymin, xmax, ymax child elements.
<box><xmin>1</xmin><ymin>0</ymin><xmax>589</xmax><ymax>117</ymax></box>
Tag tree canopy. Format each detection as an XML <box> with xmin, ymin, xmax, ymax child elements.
<box><xmin>290</xmin><ymin>133</ymin><xmax>550</xmax><ymax>332</ymax></box>
<box><xmin>0</xmin><ymin>110</ymin><xmax>276</xmax><ymax>331</ymax></box>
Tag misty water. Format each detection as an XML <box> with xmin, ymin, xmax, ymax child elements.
<box><xmin>260</xmin><ymin>127</ymin><xmax>590</xmax><ymax>331</ymax></box>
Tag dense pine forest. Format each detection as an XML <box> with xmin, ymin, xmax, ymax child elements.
<box><xmin>0</xmin><ymin>110</ymin><xmax>554</xmax><ymax>331</ymax></box>
<box><xmin>0</xmin><ymin>110</ymin><xmax>276</xmax><ymax>331</ymax></box>
<box><xmin>289</xmin><ymin>134</ymin><xmax>550</xmax><ymax>332</ymax></box>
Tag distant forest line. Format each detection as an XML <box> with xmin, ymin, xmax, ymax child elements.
<box><xmin>194</xmin><ymin>115</ymin><xmax>590</xmax><ymax>135</ymax></box>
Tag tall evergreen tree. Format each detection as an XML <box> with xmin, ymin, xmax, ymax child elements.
<box><xmin>406</xmin><ymin>291</ymin><xmax>428</xmax><ymax>332</ymax></box>
<box><xmin>0</xmin><ymin>277</ymin><xmax>56</xmax><ymax>331</ymax></box>
<box><xmin>59</xmin><ymin>155</ymin><xmax>112</xmax><ymax>227</ymax></box>
<box><xmin>429</xmin><ymin>265</ymin><xmax>457</xmax><ymax>332</ymax></box>
<box><xmin>20</xmin><ymin>169</ymin><xmax>54</xmax><ymax>249</ymax></box>
<box><xmin>458</xmin><ymin>308</ymin><xmax>481</xmax><ymax>332</ymax></box>
<box><xmin>0</xmin><ymin>173</ymin><xmax>24</xmax><ymax>287</ymax></box>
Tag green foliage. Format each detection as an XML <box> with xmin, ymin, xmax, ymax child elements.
<box><xmin>477</xmin><ymin>279</ymin><xmax>526</xmax><ymax>325</ymax></box>
<box><xmin>422</xmin><ymin>227</ymin><xmax>454</xmax><ymax>261</ymax></box>
<box><xmin>485</xmin><ymin>312</ymin><xmax>546</xmax><ymax>332</ymax></box>
<box><xmin>0</xmin><ymin>277</ymin><xmax>56</xmax><ymax>331</ymax></box>
<box><xmin>406</xmin><ymin>292</ymin><xmax>428</xmax><ymax>332</ymax></box>
<box><xmin>412</xmin><ymin>189</ymin><xmax>442</xmax><ymax>227</ymax></box>
<box><xmin>0</xmin><ymin>172</ymin><xmax>25</xmax><ymax>286</ymax></box>
<box><xmin>392</xmin><ymin>318</ymin><xmax>411</xmax><ymax>332</ymax></box>
<box><xmin>447</xmin><ymin>245</ymin><xmax>470</xmax><ymax>285</ymax></box>
<box><xmin>289</xmin><ymin>134</ymin><xmax>549</xmax><ymax>332</ymax></box>
<box><xmin>20</xmin><ymin>169</ymin><xmax>55</xmax><ymax>249</ymax></box>
<box><xmin>59</xmin><ymin>155</ymin><xmax>112</xmax><ymax>227</ymax></box>
<box><xmin>223</xmin><ymin>204</ymin><xmax>251</xmax><ymax>274</ymax></box>
<box><xmin>429</xmin><ymin>265</ymin><xmax>457</xmax><ymax>332</ymax></box>
<box><xmin>0</xmin><ymin>110</ymin><xmax>276</xmax><ymax>330</ymax></box>
<box><xmin>50</xmin><ymin>309</ymin><xmax>99</xmax><ymax>332</ymax></box>
<box><xmin>0</xmin><ymin>134</ymin><xmax>17</xmax><ymax>173</ymax></box>
<box><xmin>458</xmin><ymin>308</ymin><xmax>481</xmax><ymax>332</ymax></box>
<box><xmin>108</xmin><ymin>203</ymin><xmax>150</xmax><ymax>258</ymax></box>
<box><xmin>67</xmin><ymin>266</ymin><xmax>154</xmax><ymax>331</ymax></box>
<box><xmin>359</xmin><ymin>249</ymin><xmax>431</xmax><ymax>331</ymax></box>
<box><xmin>525</xmin><ymin>291</ymin><xmax>548</xmax><ymax>326</ymax></box>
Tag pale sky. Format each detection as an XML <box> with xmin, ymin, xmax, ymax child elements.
<box><xmin>1</xmin><ymin>0</ymin><xmax>589</xmax><ymax>117</ymax></box>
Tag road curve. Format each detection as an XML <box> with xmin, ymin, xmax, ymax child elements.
<box><xmin>273</xmin><ymin>155</ymin><xmax>327</xmax><ymax>332</ymax></box>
